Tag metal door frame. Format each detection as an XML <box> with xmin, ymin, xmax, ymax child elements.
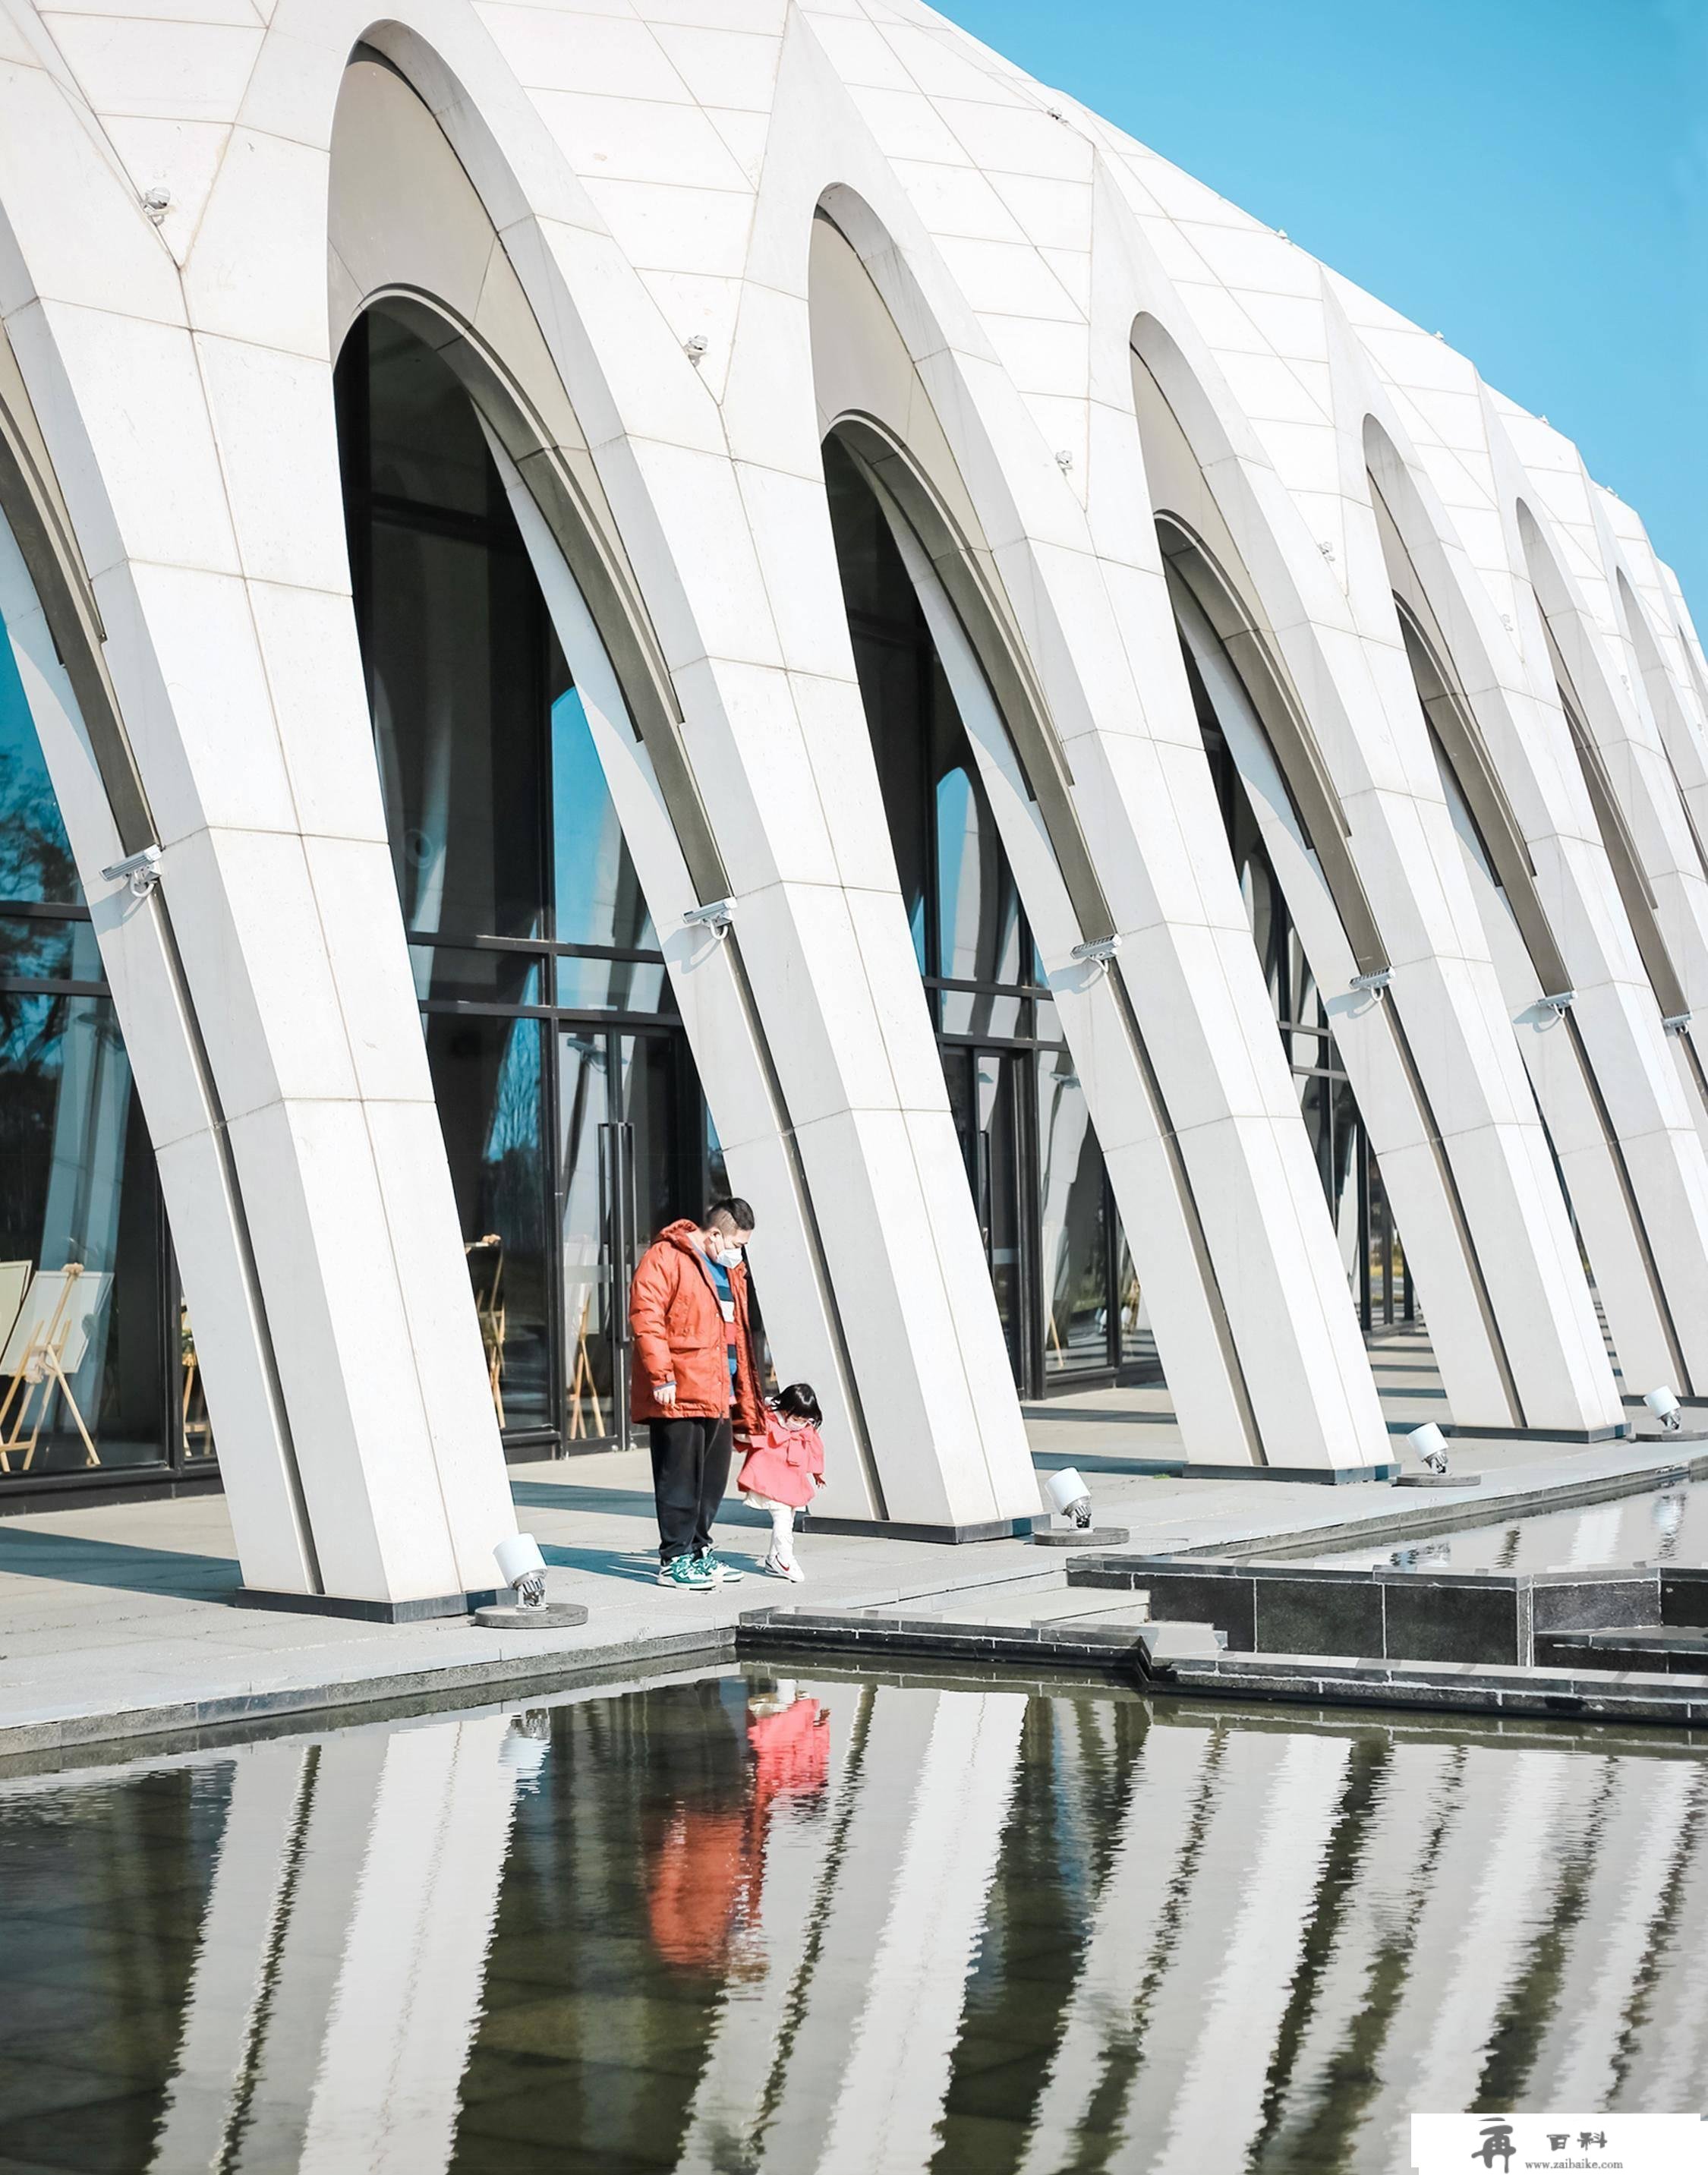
<box><xmin>562</xmin><ymin>1018</ymin><xmax>711</xmax><ymax>1455</ymax></box>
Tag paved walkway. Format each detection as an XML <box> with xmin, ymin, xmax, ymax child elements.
<box><xmin>1</xmin><ymin>1329</ymin><xmax>1697</xmax><ymax>1764</ymax></box>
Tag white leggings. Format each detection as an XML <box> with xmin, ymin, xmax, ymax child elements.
<box><xmin>768</xmin><ymin>1505</ymin><xmax>797</xmax><ymax>1564</ymax></box>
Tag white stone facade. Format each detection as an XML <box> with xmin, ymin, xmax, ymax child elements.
<box><xmin>0</xmin><ymin>0</ymin><xmax>1702</xmax><ymax>1603</ymax></box>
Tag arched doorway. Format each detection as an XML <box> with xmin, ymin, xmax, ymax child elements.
<box><xmin>1172</xmin><ymin>598</ymin><xmax>1413</xmax><ymax>1333</ymax></box>
<box><xmin>334</xmin><ymin>306</ymin><xmax>727</xmax><ymax>1455</ymax></box>
<box><xmin>821</xmin><ymin>433</ymin><xmax>1158</xmax><ymax>1393</ymax></box>
<box><xmin>0</xmin><ymin>598</ymin><xmax>211</xmax><ymax>1486</ymax></box>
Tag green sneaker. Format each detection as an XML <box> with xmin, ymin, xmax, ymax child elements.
<box><xmin>695</xmin><ymin>1549</ymin><xmax>745</xmax><ymax>1584</ymax></box>
<box><xmin>657</xmin><ymin>1555</ymin><xmax>717</xmax><ymax>1590</ymax></box>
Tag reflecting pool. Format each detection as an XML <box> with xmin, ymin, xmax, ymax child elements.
<box><xmin>1284</xmin><ymin>1477</ymin><xmax>1706</xmax><ymax>1575</ymax></box>
<box><xmin>2</xmin><ymin>1668</ymin><xmax>1705</xmax><ymax>2173</ymax></box>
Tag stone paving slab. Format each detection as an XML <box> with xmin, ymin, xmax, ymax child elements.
<box><xmin>1</xmin><ymin>1367</ymin><xmax>1702</xmax><ymax>1763</ymax></box>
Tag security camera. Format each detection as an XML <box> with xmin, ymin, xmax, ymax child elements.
<box><xmin>1044</xmin><ymin>1465</ymin><xmax>1094</xmax><ymax>1529</ymax></box>
<box><xmin>682</xmin><ymin>897</ymin><xmax>736</xmax><ymax>939</ymax></box>
<box><xmin>1643</xmin><ymin>1385</ymin><xmax>1683</xmax><ymax>1435</ymax></box>
<box><xmin>100</xmin><ymin>843</ymin><xmax>162</xmax><ymax>899</ymax></box>
<box><xmin>1070</xmin><ymin>934</ymin><xmax>1121</xmax><ymax>978</ymax></box>
<box><xmin>494</xmin><ymin>1531</ymin><xmax>549</xmax><ymax>1609</ymax></box>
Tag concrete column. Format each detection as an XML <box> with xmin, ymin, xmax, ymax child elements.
<box><xmin>0</xmin><ymin>41</ymin><xmax>518</xmax><ymax>1601</ymax></box>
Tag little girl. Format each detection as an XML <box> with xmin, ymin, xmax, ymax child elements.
<box><xmin>736</xmin><ymin>1382</ymin><xmax>826</xmax><ymax>1581</ymax></box>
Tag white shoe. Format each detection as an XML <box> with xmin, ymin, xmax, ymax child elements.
<box><xmin>763</xmin><ymin>1549</ymin><xmax>805</xmax><ymax>1583</ymax></box>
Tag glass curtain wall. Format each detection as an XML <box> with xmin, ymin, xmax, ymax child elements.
<box><xmin>822</xmin><ymin>435</ymin><xmax>1158</xmax><ymax>1390</ymax></box>
<box><xmin>1180</xmin><ymin>636</ymin><xmax>1413</xmax><ymax>1332</ymax></box>
<box><xmin>0</xmin><ymin>595</ymin><xmax>210</xmax><ymax>1489</ymax></box>
<box><xmin>336</xmin><ymin>307</ymin><xmax>726</xmax><ymax>1456</ymax></box>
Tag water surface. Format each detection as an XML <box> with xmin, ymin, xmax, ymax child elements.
<box><xmin>2</xmin><ymin>1668</ymin><xmax>1704</xmax><ymax>2174</ymax></box>
<box><xmin>1277</xmin><ymin>1477</ymin><xmax>1705</xmax><ymax>1575</ymax></box>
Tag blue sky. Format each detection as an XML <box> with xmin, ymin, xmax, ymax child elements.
<box><xmin>934</xmin><ymin>0</ymin><xmax>1708</xmax><ymax>614</ymax></box>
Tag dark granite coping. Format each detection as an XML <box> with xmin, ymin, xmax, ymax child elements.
<box><xmin>1527</xmin><ymin>1566</ymin><xmax>1657</xmax><ymax>1587</ymax></box>
<box><xmin>1070</xmin><ymin>1556</ymin><xmax>1662</xmax><ymax>1594</ymax></box>
<box><xmin>736</xmin><ymin>1606</ymin><xmax>1151</xmax><ymax>1663</ymax></box>
<box><xmin>1158</xmin><ymin>1649</ymin><xmax>1708</xmax><ymax>1726</ymax></box>
<box><xmin>741</xmin><ymin>1606</ymin><xmax>1708</xmax><ymax>1726</ymax></box>
<box><xmin>1073</xmin><ymin>1555</ymin><xmax>1526</xmax><ymax>1590</ymax></box>
<box><xmin>1157</xmin><ymin>1651</ymin><xmax>1708</xmax><ymax>1689</ymax></box>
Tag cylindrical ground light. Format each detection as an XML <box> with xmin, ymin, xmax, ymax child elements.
<box><xmin>475</xmin><ymin>1531</ymin><xmax>589</xmax><ymax>1628</ymax></box>
<box><xmin>1031</xmin><ymin>1464</ymin><xmax>1129</xmax><ymax>1548</ymax></box>
<box><xmin>1393</xmin><ymin>1420</ymin><xmax>1480</xmax><ymax>1489</ymax></box>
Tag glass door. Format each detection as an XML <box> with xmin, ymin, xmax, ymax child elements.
<box><xmin>559</xmin><ymin>1029</ymin><xmax>614</xmax><ymax>1446</ymax></box>
<box><xmin>1358</xmin><ymin>1130</ymin><xmax>1413</xmax><ymax>1332</ymax></box>
<box><xmin>560</xmin><ymin>1026</ymin><xmax>700</xmax><ymax>1451</ymax></box>
<box><xmin>1035</xmin><ymin>1046</ymin><xmax>1112</xmax><ymax>1380</ymax></box>
<box><xmin>946</xmin><ymin>1047</ymin><xmax>1027</xmax><ymax>1386</ymax></box>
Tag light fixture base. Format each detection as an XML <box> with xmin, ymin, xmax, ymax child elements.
<box><xmin>473</xmin><ymin>1601</ymin><xmax>590</xmax><ymax>1630</ymax></box>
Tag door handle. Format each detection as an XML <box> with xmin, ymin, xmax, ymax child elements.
<box><xmin>600</xmin><ymin>1119</ymin><xmax>638</xmax><ymax>1351</ymax></box>
<box><xmin>622</xmin><ymin>1119</ymin><xmax>638</xmax><ymax>1284</ymax></box>
<box><xmin>597</xmin><ymin>1121</ymin><xmax>614</xmax><ymax>1271</ymax></box>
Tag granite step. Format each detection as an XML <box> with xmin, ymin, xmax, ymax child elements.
<box><xmin>1139</xmin><ymin>1622</ymin><xmax>1227</xmax><ymax>1663</ymax></box>
<box><xmin>1535</xmin><ymin>1625</ymin><xmax>1708</xmax><ymax>1676</ymax></box>
<box><xmin>737</xmin><ymin>1602</ymin><xmax>1183</xmax><ymax>1669</ymax></box>
<box><xmin>1159</xmin><ymin>1649</ymin><xmax>1708</xmax><ymax>1726</ymax></box>
<box><xmin>880</xmin><ymin>1569</ymin><xmax>1068</xmax><ymax>1617</ymax></box>
<box><xmin>901</xmin><ymin>1590</ymin><xmax>1152</xmax><ymax>1629</ymax></box>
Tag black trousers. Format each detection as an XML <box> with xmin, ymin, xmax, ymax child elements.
<box><xmin>649</xmin><ymin>1415</ymin><xmax>733</xmax><ymax>1563</ymax></box>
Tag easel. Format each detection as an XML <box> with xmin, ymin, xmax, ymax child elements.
<box><xmin>180</xmin><ymin>1301</ymin><xmax>213</xmax><ymax>1458</ymax></box>
<box><xmin>567</xmin><ymin>1286</ymin><xmax>605</xmax><ymax>1441</ymax></box>
<box><xmin>466</xmin><ymin>1236</ymin><xmax>506</xmax><ymax>1428</ymax></box>
<box><xmin>0</xmin><ymin>1262</ymin><xmax>99</xmax><ymax>1473</ymax></box>
<box><xmin>1119</xmin><ymin>1264</ymin><xmax>1144</xmax><ymax>1358</ymax></box>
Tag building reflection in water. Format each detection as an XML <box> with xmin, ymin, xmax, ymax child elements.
<box><xmin>2</xmin><ymin>1673</ymin><xmax>1705</xmax><ymax>2175</ymax></box>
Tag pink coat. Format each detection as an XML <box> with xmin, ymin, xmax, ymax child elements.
<box><xmin>736</xmin><ymin>1411</ymin><xmax>824</xmax><ymax>1510</ymax></box>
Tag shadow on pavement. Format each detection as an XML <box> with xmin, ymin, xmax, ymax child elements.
<box><xmin>0</xmin><ymin>1528</ymin><xmax>238</xmax><ymax>1599</ymax></box>
<box><xmin>1020</xmin><ymin>1406</ymin><xmax>1178</xmax><ymax>1427</ymax></box>
<box><xmin>512</xmin><ymin>1480</ymin><xmax>777</xmax><ymax>1531</ymax></box>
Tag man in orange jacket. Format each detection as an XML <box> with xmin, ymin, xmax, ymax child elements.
<box><xmin>629</xmin><ymin>1197</ymin><xmax>767</xmax><ymax>1590</ymax></box>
